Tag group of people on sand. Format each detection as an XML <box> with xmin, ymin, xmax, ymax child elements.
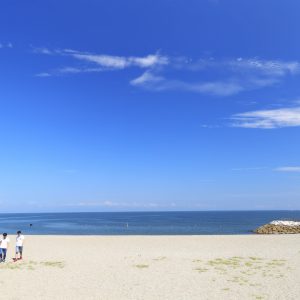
<box><xmin>0</xmin><ymin>231</ymin><xmax>25</xmax><ymax>263</ymax></box>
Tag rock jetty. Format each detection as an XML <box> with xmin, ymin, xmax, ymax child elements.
<box><xmin>255</xmin><ymin>220</ymin><xmax>300</xmax><ymax>234</ymax></box>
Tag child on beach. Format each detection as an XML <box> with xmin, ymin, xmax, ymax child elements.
<box><xmin>15</xmin><ymin>231</ymin><xmax>25</xmax><ymax>261</ymax></box>
<box><xmin>0</xmin><ymin>233</ymin><xmax>10</xmax><ymax>263</ymax></box>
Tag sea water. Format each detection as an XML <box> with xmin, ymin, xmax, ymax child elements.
<box><xmin>1</xmin><ymin>211</ymin><xmax>300</xmax><ymax>235</ymax></box>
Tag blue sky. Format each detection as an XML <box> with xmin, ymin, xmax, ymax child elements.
<box><xmin>1</xmin><ymin>0</ymin><xmax>300</xmax><ymax>212</ymax></box>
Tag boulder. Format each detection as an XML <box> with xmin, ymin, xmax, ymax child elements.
<box><xmin>254</xmin><ymin>223</ymin><xmax>300</xmax><ymax>234</ymax></box>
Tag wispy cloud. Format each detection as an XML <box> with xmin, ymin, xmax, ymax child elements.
<box><xmin>71</xmin><ymin>52</ymin><xmax>168</xmax><ymax>69</ymax></box>
<box><xmin>74</xmin><ymin>200</ymin><xmax>177</xmax><ymax>209</ymax></box>
<box><xmin>33</xmin><ymin>47</ymin><xmax>300</xmax><ymax>96</ymax></box>
<box><xmin>175</xmin><ymin>57</ymin><xmax>300</xmax><ymax>76</ymax></box>
<box><xmin>274</xmin><ymin>166</ymin><xmax>300</xmax><ymax>172</ymax></box>
<box><xmin>0</xmin><ymin>42</ymin><xmax>13</xmax><ymax>49</ymax></box>
<box><xmin>231</xmin><ymin>105</ymin><xmax>300</xmax><ymax>129</ymax></box>
<box><xmin>130</xmin><ymin>71</ymin><xmax>244</xmax><ymax>96</ymax></box>
<box><xmin>230</xmin><ymin>166</ymin><xmax>300</xmax><ymax>172</ymax></box>
<box><xmin>130</xmin><ymin>57</ymin><xmax>299</xmax><ymax>95</ymax></box>
<box><xmin>33</xmin><ymin>47</ymin><xmax>168</xmax><ymax>75</ymax></box>
<box><xmin>229</xmin><ymin>58</ymin><xmax>300</xmax><ymax>76</ymax></box>
<box><xmin>35</xmin><ymin>67</ymin><xmax>104</xmax><ymax>77</ymax></box>
<box><xmin>32</xmin><ymin>46</ymin><xmax>53</xmax><ymax>55</ymax></box>
<box><xmin>232</xmin><ymin>167</ymin><xmax>266</xmax><ymax>171</ymax></box>
<box><xmin>35</xmin><ymin>72</ymin><xmax>52</xmax><ymax>77</ymax></box>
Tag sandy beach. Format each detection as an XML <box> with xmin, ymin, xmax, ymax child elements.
<box><xmin>0</xmin><ymin>235</ymin><xmax>299</xmax><ymax>300</ymax></box>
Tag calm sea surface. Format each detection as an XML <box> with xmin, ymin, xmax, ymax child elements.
<box><xmin>0</xmin><ymin>211</ymin><xmax>300</xmax><ymax>235</ymax></box>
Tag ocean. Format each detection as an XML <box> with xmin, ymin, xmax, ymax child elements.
<box><xmin>1</xmin><ymin>211</ymin><xmax>300</xmax><ymax>235</ymax></box>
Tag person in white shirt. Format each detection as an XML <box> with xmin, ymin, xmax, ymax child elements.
<box><xmin>15</xmin><ymin>231</ymin><xmax>25</xmax><ymax>261</ymax></box>
<box><xmin>0</xmin><ymin>233</ymin><xmax>10</xmax><ymax>262</ymax></box>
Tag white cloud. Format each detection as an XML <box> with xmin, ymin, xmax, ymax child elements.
<box><xmin>130</xmin><ymin>71</ymin><xmax>164</xmax><ymax>85</ymax></box>
<box><xmin>72</xmin><ymin>53</ymin><xmax>128</xmax><ymax>69</ymax></box>
<box><xmin>274</xmin><ymin>166</ymin><xmax>300</xmax><ymax>172</ymax></box>
<box><xmin>132</xmin><ymin>54</ymin><xmax>168</xmax><ymax>68</ymax></box>
<box><xmin>33</xmin><ymin>47</ymin><xmax>300</xmax><ymax>96</ymax></box>
<box><xmin>32</xmin><ymin>47</ymin><xmax>53</xmax><ymax>55</ymax></box>
<box><xmin>75</xmin><ymin>200</ymin><xmax>176</xmax><ymax>209</ymax></box>
<box><xmin>200</xmin><ymin>124</ymin><xmax>220</xmax><ymax>128</ymax></box>
<box><xmin>58</xmin><ymin>66</ymin><xmax>103</xmax><ymax>74</ymax></box>
<box><xmin>232</xmin><ymin>167</ymin><xmax>266</xmax><ymax>171</ymax></box>
<box><xmin>173</xmin><ymin>57</ymin><xmax>300</xmax><ymax>76</ymax></box>
<box><xmin>230</xmin><ymin>58</ymin><xmax>300</xmax><ymax>76</ymax></box>
<box><xmin>32</xmin><ymin>48</ymin><xmax>168</xmax><ymax>69</ymax></box>
<box><xmin>70</xmin><ymin>52</ymin><xmax>168</xmax><ymax>69</ymax></box>
<box><xmin>0</xmin><ymin>42</ymin><xmax>13</xmax><ymax>49</ymax></box>
<box><xmin>58</xmin><ymin>67</ymin><xmax>83</xmax><ymax>74</ymax></box>
<box><xmin>129</xmin><ymin>57</ymin><xmax>299</xmax><ymax>95</ymax></box>
<box><xmin>36</xmin><ymin>66</ymin><xmax>104</xmax><ymax>77</ymax></box>
<box><xmin>34</xmin><ymin>48</ymin><xmax>168</xmax><ymax>76</ymax></box>
<box><xmin>36</xmin><ymin>72</ymin><xmax>52</xmax><ymax>77</ymax></box>
<box><xmin>187</xmin><ymin>81</ymin><xmax>244</xmax><ymax>96</ymax></box>
<box><xmin>131</xmin><ymin>71</ymin><xmax>244</xmax><ymax>96</ymax></box>
<box><xmin>231</xmin><ymin>105</ymin><xmax>300</xmax><ymax>129</ymax></box>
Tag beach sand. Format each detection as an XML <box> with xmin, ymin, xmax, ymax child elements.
<box><xmin>0</xmin><ymin>235</ymin><xmax>299</xmax><ymax>299</ymax></box>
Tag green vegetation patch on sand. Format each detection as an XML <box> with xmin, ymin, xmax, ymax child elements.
<box><xmin>153</xmin><ymin>256</ymin><xmax>166</xmax><ymax>261</ymax></box>
<box><xmin>193</xmin><ymin>256</ymin><xmax>288</xmax><ymax>298</ymax></box>
<box><xmin>0</xmin><ymin>260</ymin><xmax>65</xmax><ymax>271</ymax></box>
<box><xmin>135</xmin><ymin>264</ymin><xmax>149</xmax><ymax>269</ymax></box>
<box><xmin>40</xmin><ymin>261</ymin><xmax>65</xmax><ymax>268</ymax></box>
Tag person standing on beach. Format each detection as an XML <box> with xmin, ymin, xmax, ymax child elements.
<box><xmin>0</xmin><ymin>233</ymin><xmax>10</xmax><ymax>263</ymax></box>
<box><xmin>15</xmin><ymin>231</ymin><xmax>25</xmax><ymax>261</ymax></box>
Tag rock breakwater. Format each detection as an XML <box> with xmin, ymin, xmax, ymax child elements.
<box><xmin>255</xmin><ymin>220</ymin><xmax>300</xmax><ymax>234</ymax></box>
